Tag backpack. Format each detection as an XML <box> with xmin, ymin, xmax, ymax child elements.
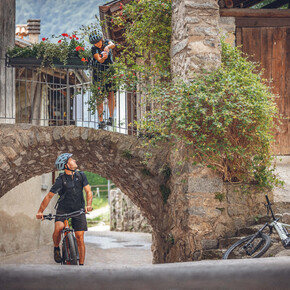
<box><xmin>54</xmin><ymin>171</ymin><xmax>84</xmax><ymax>209</ymax></box>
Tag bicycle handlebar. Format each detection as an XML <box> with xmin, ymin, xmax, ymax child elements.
<box><xmin>43</xmin><ymin>208</ymin><xmax>85</xmax><ymax>220</ymax></box>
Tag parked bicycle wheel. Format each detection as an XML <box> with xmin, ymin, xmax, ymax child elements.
<box><xmin>223</xmin><ymin>233</ymin><xmax>271</xmax><ymax>259</ymax></box>
<box><xmin>62</xmin><ymin>232</ymin><xmax>78</xmax><ymax>265</ymax></box>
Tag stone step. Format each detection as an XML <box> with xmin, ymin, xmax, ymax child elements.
<box><xmin>202</xmin><ymin>248</ymin><xmax>225</xmax><ymax>260</ymax></box>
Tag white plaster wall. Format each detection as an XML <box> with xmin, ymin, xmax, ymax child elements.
<box><xmin>0</xmin><ymin>173</ymin><xmax>57</xmax><ymax>257</ymax></box>
<box><xmin>273</xmin><ymin>156</ymin><xmax>290</xmax><ymax>203</ymax></box>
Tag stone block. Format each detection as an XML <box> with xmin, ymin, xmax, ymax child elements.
<box><xmin>188</xmin><ymin>177</ymin><xmax>223</xmax><ymax>193</ymax></box>
<box><xmin>201</xmin><ymin>239</ymin><xmax>218</xmax><ymax>250</ymax></box>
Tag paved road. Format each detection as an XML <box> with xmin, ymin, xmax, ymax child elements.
<box><xmin>0</xmin><ymin>226</ymin><xmax>153</xmax><ymax>267</ymax></box>
<box><xmin>2</xmin><ymin>227</ymin><xmax>290</xmax><ymax>289</ymax></box>
<box><xmin>2</xmin><ymin>257</ymin><xmax>290</xmax><ymax>289</ymax></box>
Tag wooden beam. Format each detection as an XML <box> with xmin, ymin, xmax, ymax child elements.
<box><xmin>220</xmin><ymin>8</ymin><xmax>290</xmax><ymax>18</ymax></box>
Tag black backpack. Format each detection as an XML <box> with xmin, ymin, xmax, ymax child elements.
<box><xmin>54</xmin><ymin>171</ymin><xmax>84</xmax><ymax>209</ymax></box>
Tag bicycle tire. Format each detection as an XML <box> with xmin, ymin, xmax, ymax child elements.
<box><xmin>222</xmin><ymin>233</ymin><xmax>271</xmax><ymax>259</ymax></box>
<box><xmin>62</xmin><ymin>232</ymin><xmax>78</xmax><ymax>265</ymax></box>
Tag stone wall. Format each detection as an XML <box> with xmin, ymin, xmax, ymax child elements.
<box><xmin>110</xmin><ymin>188</ymin><xmax>152</xmax><ymax>233</ymax></box>
<box><xmin>171</xmin><ymin>0</ymin><xmax>221</xmax><ymax>80</ymax></box>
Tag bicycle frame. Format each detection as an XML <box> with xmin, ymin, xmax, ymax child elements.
<box><xmin>43</xmin><ymin>209</ymin><xmax>84</xmax><ymax>265</ymax></box>
<box><xmin>244</xmin><ymin>195</ymin><xmax>290</xmax><ymax>254</ymax></box>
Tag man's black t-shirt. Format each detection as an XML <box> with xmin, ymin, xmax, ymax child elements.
<box><xmin>50</xmin><ymin>171</ymin><xmax>89</xmax><ymax>211</ymax></box>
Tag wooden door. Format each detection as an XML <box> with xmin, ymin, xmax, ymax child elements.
<box><xmin>236</xmin><ymin>17</ymin><xmax>290</xmax><ymax>155</ymax></box>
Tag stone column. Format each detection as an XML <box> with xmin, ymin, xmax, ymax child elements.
<box><xmin>171</xmin><ymin>0</ymin><xmax>221</xmax><ymax>80</ymax></box>
<box><xmin>0</xmin><ymin>0</ymin><xmax>15</xmax><ymax>123</ymax></box>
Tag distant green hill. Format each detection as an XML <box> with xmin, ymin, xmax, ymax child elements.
<box><xmin>16</xmin><ymin>0</ymin><xmax>108</xmax><ymax>40</ymax></box>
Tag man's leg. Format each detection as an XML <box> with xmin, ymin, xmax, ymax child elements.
<box><xmin>53</xmin><ymin>221</ymin><xmax>64</xmax><ymax>247</ymax></box>
<box><xmin>98</xmin><ymin>102</ymin><xmax>104</xmax><ymax>122</ymax></box>
<box><xmin>108</xmin><ymin>91</ymin><xmax>115</xmax><ymax>118</ymax></box>
<box><xmin>75</xmin><ymin>231</ymin><xmax>85</xmax><ymax>265</ymax></box>
<box><xmin>53</xmin><ymin>221</ymin><xmax>64</xmax><ymax>263</ymax></box>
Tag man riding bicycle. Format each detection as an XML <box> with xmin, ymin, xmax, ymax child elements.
<box><xmin>36</xmin><ymin>153</ymin><xmax>93</xmax><ymax>265</ymax></box>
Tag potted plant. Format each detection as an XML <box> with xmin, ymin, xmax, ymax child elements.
<box><xmin>7</xmin><ymin>33</ymin><xmax>90</xmax><ymax>68</ymax></box>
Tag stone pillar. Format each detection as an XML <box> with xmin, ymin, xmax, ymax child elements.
<box><xmin>0</xmin><ymin>0</ymin><xmax>15</xmax><ymax>123</ymax></box>
<box><xmin>151</xmin><ymin>146</ymin><xmax>271</xmax><ymax>263</ymax></box>
<box><xmin>171</xmin><ymin>0</ymin><xmax>221</xmax><ymax>80</ymax></box>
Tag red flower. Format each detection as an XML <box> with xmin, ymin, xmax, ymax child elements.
<box><xmin>120</xmin><ymin>74</ymin><xmax>124</xmax><ymax>77</ymax></box>
<box><xmin>98</xmin><ymin>87</ymin><xmax>101</xmax><ymax>90</ymax></box>
<box><xmin>62</xmin><ymin>33</ymin><xmax>69</xmax><ymax>37</ymax></box>
<box><xmin>120</xmin><ymin>3</ymin><xmax>123</xmax><ymax>9</ymax></box>
<box><xmin>81</xmin><ymin>57</ymin><xmax>88</xmax><ymax>62</ymax></box>
<box><xmin>113</xmin><ymin>76</ymin><xmax>116</xmax><ymax>79</ymax></box>
<box><xmin>42</xmin><ymin>37</ymin><xmax>46</xmax><ymax>41</ymax></box>
<box><xmin>76</xmin><ymin>37</ymin><xmax>79</xmax><ymax>40</ymax></box>
<box><xmin>70</xmin><ymin>36</ymin><xmax>72</xmax><ymax>39</ymax></box>
<box><xmin>75</xmin><ymin>46</ymin><xmax>84</xmax><ymax>51</ymax></box>
<box><xmin>58</xmin><ymin>40</ymin><xmax>62</xmax><ymax>43</ymax></box>
<box><xmin>72</xmin><ymin>35</ymin><xmax>76</xmax><ymax>38</ymax></box>
<box><xmin>133</xmin><ymin>72</ymin><xmax>136</xmax><ymax>76</ymax></box>
<box><xmin>120</xmin><ymin>11</ymin><xmax>123</xmax><ymax>16</ymax></box>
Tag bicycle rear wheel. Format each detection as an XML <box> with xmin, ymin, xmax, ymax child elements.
<box><xmin>62</xmin><ymin>232</ymin><xmax>78</xmax><ymax>265</ymax></box>
<box><xmin>222</xmin><ymin>233</ymin><xmax>271</xmax><ymax>259</ymax></box>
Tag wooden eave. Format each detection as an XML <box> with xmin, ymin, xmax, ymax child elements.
<box><xmin>220</xmin><ymin>8</ymin><xmax>290</xmax><ymax>17</ymax></box>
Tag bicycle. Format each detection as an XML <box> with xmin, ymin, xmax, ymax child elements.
<box><xmin>223</xmin><ymin>194</ymin><xmax>290</xmax><ymax>259</ymax></box>
<box><xmin>43</xmin><ymin>209</ymin><xmax>84</xmax><ymax>265</ymax></box>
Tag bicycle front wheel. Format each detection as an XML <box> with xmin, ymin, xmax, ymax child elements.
<box><xmin>62</xmin><ymin>232</ymin><xmax>78</xmax><ymax>265</ymax></box>
<box><xmin>222</xmin><ymin>233</ymin><xmax>271</xmax><ymax>259</ymax></box>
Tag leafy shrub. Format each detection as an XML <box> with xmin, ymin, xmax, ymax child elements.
<box><xmin>137</xmin><ymin>40</ymin><xmax>282</xmax><ymax>188</ymax></box>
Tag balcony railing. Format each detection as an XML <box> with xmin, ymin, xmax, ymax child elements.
<box><xmin>0</xmin><ymin>58</ymin><xmax>142</xmax><ymax>135</ymax></box>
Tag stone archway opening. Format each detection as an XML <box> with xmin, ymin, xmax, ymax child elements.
<box><xmin>0</xmin><ymin>124</ymin><xmax>170</xmax><ymax>262</ymax></box>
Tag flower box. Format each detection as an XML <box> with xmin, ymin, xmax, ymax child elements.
<box><xmin>8</xmin><ymin>56</ymin><xmax>88</xmax><ymax>68</ymax></box>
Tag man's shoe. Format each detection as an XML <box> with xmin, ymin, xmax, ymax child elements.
<box><xmin>54</xmin><ymin>247</ymin><xmax>62</xmax><ymax>263</ymax></box>
<box><xmin>106</xmin><ymin>117</ymin><xmax>113</xmax><ymax>126</ymax></box>
<box><xmin>98</xmin><ymin>121</ymin><xmax>106</xmax><ymax>129</ymax></box>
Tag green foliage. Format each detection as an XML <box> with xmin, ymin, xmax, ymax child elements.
<box><xmin>7</xmin><ymin>33</ymin><xmax>90</xmax><ymax>67</ymax></box>
<box><xmin>92</xmin><ymin>198</ymin><xmax>108</xmax><ymax>210</ymax></box>
<box><xmin>160</xmin><ymin>184</ymin><xmax>171</xmax><ymax>203</ymax></box>
<box><xmin>121</xmin><ymin>149</ymin><xmax>134</xmax><ymax>159</ymax></box>
<box><xmin>137</xmin><ymin>40</ymin><xmax>282</xmax><ymax>189</ymax></box>
<box><xmin>215</xmin><ymin>192</ymin><xmax>225</xmax><ymax>202</ymax></box>
<box><xmin>84</xmin><ymin>171</ymin><xmax>107</xmax><ymax>186</ymax></box>
<box><xmin>109</xmin><ymin>0</ymin><xmax>172</xmax><ymax>73</ymax></box>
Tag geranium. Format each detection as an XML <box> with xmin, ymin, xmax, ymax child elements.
<box><xmin>76</xmin><ymin>46</ymin><xmax>85</xmax><ymax>52</ymax></box>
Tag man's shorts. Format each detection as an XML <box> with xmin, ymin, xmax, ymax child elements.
<box><xmin>55</xmin><ymin>208</ymin><xmax>88</xmax><ymax>232</ymax></box>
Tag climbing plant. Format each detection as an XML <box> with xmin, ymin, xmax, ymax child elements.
<box><xmin>109</xmin><ymin>0</ymin><xmax>172</xmax><ymax>73</ymax></box>
<box><xmin>137</xmin><ymin>41</ymin><xmax>282</xmax><ymax>189</ymax></box>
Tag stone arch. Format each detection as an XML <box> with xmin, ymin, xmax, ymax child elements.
<box><xmin>0</xmin><ymin>124</ymin><xmax>170</xmax><ymax>230</ymax></box>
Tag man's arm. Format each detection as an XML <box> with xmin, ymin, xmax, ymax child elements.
<box><xmin>104</xmin><ymin>41</ymin><xmax>115</xmax><ymax>52</ymax></box>
<box><xmin>84</xmin><ymin>184</ymin><xmax>93</xmax><ymax>213</ymax></box>
<box><xmin>94</xmin><ymin>52</ymin><xmax>108</xmax><ymax>63</ymax></box>
<box><xmin>36</xmin><ymin>192</ymin><xmax>55</xmax><ymax>219</ymax></box>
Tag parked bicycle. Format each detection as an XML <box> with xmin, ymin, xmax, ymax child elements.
<box><xmin>223</xmin><ymin>194</ymin><xmax>290</xmax><ymax>259</ymax></box>
<box><xmin>43</xmin><ymin>209</ymin><xmax>85</xmax><ymax>265</ymax></box>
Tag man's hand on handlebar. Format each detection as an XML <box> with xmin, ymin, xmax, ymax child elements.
<box><xmin>85</xmin><ymin>205</ymin><xmax>93</xmax><ymax>213</ymax></box>
<box><xmin>36</xmin><ymin>212</ymin><xmax>44</xmax><ymax>220</ymax></box>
